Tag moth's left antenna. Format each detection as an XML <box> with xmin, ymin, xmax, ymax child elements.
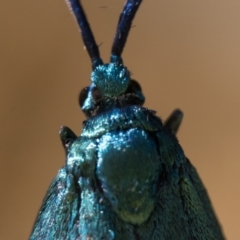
<box><xmin>111</xmin><ymin>0</ymin><xmax>142</xmax><ymax>62</ymax></box>
<box><xmin>66</xmin><ymin>0</ymin><xmax>103</xmax><ymax>69</ymax></box>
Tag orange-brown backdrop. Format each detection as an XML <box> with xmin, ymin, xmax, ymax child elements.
<box><xmin>1</xmin><ymin>0</ymin><xmax>239</xmax><ymax>239</ymax></box>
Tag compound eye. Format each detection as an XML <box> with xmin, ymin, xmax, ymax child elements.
<box><xmin>126</xmin><ymin>79</ymin><xmax>142</xmax><ymax>94</ymax></box>
<box><xmin>79</xmin><ymin>87</ymin><xmax>90</xmax><ymax>108</ymax></box>
<box><xmin>131</xmin><ymin>80</ymin><xmax>142</xmax><ymax>92</ymax></box>
<box><xmin>125</xmin><ymin>79</ymin><xmax>145</xmax><ymax>106</ymax></box>
<box><xmin>91</xmin><ymin>86</ymin><xmax>102</xmax><ymax>103</ymax></box>
<box><xmin>79</xmin><ymin>86</ymin><xmax>103</xmax><ymax>109</ymax></box>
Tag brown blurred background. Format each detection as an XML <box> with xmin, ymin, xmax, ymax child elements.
<box><xmin>1</xmin><ymin>0</ymin><xmax>239</xmax><ymax>239</ymax></box>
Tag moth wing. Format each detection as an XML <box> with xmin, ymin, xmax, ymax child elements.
<box><xmin>138</xmin><ymin>127</ymin><xmax>224</xmax><ymax>239</ymax></box>
<box><xmin>185</xmin><ymin>159</ymin><xmax>224</xmax><ymax>239</ymax></box>
<box><xmin>30</xmin><ymin>167</ymin><xmax>80</xmax><ymax>240</ymax></box>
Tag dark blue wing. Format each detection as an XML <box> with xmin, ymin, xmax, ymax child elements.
<box><xmin>30</xmin><ymin>167</ymin><xmax>80</xmax><ymax>239</ymax></box>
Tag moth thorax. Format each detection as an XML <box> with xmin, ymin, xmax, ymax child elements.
<box><xmin>91</xmin><ymin>63</ymin><xmax>130</xmax><ymax>96</ymax></box>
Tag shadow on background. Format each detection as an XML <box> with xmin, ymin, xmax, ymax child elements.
<box><xmin>1</xmin><ymin>0</ymin><xmax>239</xmax><ymax>239</ymax></box>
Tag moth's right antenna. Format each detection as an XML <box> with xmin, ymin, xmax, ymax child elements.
<box><xmin>111</xmin><ymin>0</ymin><xmax>142</xmax><ymax>63</ymax></box>
<box><xmin>66</xmin><ymin>0</ymin><xmax>103</xmax><ymax>69</ymax></box>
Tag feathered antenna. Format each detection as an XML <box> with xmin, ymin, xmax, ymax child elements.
<box><xmin>111</xmin><ymin>0</ymin><xmax>142</xmax><ymax>63</ymax></box>
<box><xmin>66</xmin><ymin>0</ymin><xmax>103</xmax><ymax>69</ymax></box>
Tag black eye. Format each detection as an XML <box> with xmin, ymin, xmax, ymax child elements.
<box><xmin>124</xmin><ymin>79</ymin><xmax>145</xmax><ymax>106</ymax></box>
<box><xmin>131</xmin><ymin>80</ymin><xmax>142</xmax><ymax>92</ymax></box>
<box><xmin>126</xmin><ymin>79</ymin><xmax>142</xmax><ymax>94</ymax></box>
<box><xmin>79</xmin><ymin>87</ymin><xmax>90</xmax><ymax>108</ymax></box>
<box><xmin>79</xmin><ymin>86</ymin><xmax>103</xmax><ymax>109</ymax></box>
<box><xmin>91</xmin><ymin>86</ymin><xmax>102</xmax><ymax>103</ymax></box>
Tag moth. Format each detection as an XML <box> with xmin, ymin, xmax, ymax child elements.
<box><xmin>30</xmin><ymin>0</ymin><xmax>225</xmax><ymax>239</ymax></box>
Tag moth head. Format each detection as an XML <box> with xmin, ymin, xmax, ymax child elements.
<box><xmin>91</xmin><ymin>60</ymin><xmax>130</xmax><ymax>97</ymax></box>
<box><xmin>79</xmin><ymin>78</ymin><xmax>145</xmax><ymax>118</ymax></box>
<box><xmin>66</xmin><ymin>0</ymin><xmax>143</xmax><ymax>117</ymax></box>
